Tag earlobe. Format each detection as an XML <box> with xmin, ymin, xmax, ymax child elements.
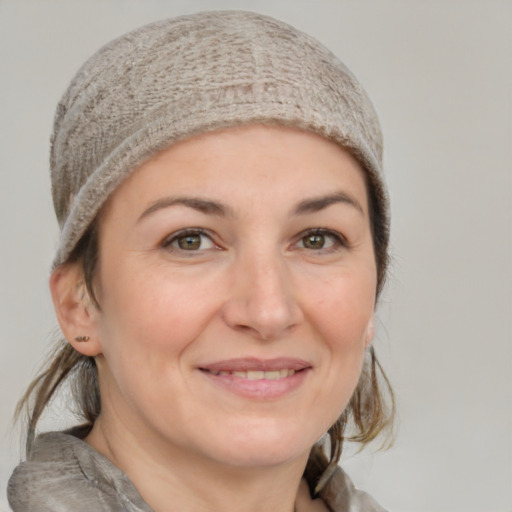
<box><xmin>49</xmin><ymin>264</ymin><xmax>102</xmax><ymax>357</ymax></box>
<box><xmin>364</xmin><ymin>315</ymin><xmax>375</xmax><ymax>348</ymax></box>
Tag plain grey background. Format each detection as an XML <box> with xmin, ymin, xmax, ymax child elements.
<box><xmin>1</xmin><ymin>1</ymin><xmax>511</xmax><ymax>511</ymax></box>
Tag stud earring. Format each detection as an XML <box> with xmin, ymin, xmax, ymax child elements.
<box><xmin>74</xmin><ymin>335</ymin><xmax>90</xmax><ymax>342</ymax></box>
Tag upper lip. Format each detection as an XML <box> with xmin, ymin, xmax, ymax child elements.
<box><xmin>199</xmin><ymin>357</ymin><xmax>311</xmax><ymax>372</ymax></box>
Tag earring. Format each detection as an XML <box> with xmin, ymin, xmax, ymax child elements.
<box><xmin>74</xmin><ymin>335</ymin><xmax>90</xmax><ymax>342</ymax></box>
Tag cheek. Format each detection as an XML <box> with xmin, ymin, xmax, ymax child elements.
<box><xmin>305</xmin><ymin>269</ymin><xmax>375</xmax><ymax>416</ymax></box>
<box><xmin>93</xmin><ymin>264</ymin><xmax>216</xmax><ymax>418</ymax></box>
<box><xmin>96</xmin><ymin>261</ymin><xmax>218</xmax><ymax>364</ymax></box>
<box><xmin>309</xmin><ymin>270</ymin><xmax>376</xmax><ymax>350</ymax></box>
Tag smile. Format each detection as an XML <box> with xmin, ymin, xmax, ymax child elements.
<box><xmin>198</xmin><ymin>358</ymin><xmax>311</xmax><ymax>400</ymax></box>
<box><xmin>205</xmin><ymin>369</ymin><xmax>297</xmax><ymax>380</ymax></box>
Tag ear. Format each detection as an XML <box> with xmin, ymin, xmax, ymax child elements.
<box><xmin>364</xmin><ymin>315</ymin><xmax>375</xmax><ymax>348</ymax></box>
<box><xmin>49</xmin><ymin>263</ymin><xmax>102</xmax><ymax>357</ymax></box>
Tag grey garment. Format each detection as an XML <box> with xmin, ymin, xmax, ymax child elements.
<box><xmin>8</xmin><ymin>432</ymin><xmax>151</xmax><ymax>512</ymax></box>
<box><xmin>8</xmin><ymin>431</ymin><xmax>387</xmax><ymax>512</ymax></box>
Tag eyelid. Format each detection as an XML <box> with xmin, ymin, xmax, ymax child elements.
<box><xmin>293</xmin><ymin>228</ymin><xmax>348</xmax><ymax>251</ymax></box>
<box><xmin>161</xmin><ymin>228</ymin><xmax>220</xmax><ymax>252</ymax></box>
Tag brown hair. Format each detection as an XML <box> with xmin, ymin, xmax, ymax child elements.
<box><xmin>16</xmin><ymin>169</ymin><xmax>394</xmax><ymax>494</ymax></box>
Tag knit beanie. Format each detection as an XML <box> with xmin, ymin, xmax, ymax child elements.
<box><xmin>51</xmin><ymin>10</ymin><xmax>389</xmax><ymax>267</ymax></box>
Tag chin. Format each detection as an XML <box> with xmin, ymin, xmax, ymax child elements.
<box><xmin>203</xmin><ymin>421</ymin><xmax>319</xmax><ymax>468</ymax></box>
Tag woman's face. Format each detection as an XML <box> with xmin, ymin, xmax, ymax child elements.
<box><xmin>88</xmin><ymin>125</ymin><xmax>377</xmax><ymax>469</ymax></box>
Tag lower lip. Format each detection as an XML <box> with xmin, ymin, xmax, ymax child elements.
<box><xmin>199</xmin><ymin>369</ymin><xmax>310</xmax><ymax>400</ymax></box>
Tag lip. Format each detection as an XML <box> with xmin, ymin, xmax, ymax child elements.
<box><xmin>199</xmin><ymin>357</ymin><xmax>311</xmax><ymax>372</ymax></box>
<box><xmin>198</xmin><ymin>357</ymin><xmax>312</xmax><ymax>400</ymax></box>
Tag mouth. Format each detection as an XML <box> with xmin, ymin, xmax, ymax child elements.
<box><xmin>202</xmin><ymin>368</ymin><xmax>298</xmax><ymax>380</ymax></box>
<box><xmin>198</xmin><ymin>358</ymin><xmax>311</xmax><ymax>399</ymax></box>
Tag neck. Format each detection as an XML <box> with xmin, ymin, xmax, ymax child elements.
<box><xmin>86</xmin><ymin>414</ymin><xmax>310</xmax><ymax>512</ymax></box>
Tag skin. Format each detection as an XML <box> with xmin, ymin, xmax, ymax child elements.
<box><xmin>51</xmin><ymin>125</ymin><xmax>377</xmax><ymax>512</ymax></box>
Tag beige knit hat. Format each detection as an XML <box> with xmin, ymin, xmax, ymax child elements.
<box><xmin>51</xmin><ymin>10</ymin><xmax>388</xmax><ymax>267</ymax></box>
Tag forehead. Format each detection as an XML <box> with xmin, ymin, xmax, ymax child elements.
<box><xmin>102</xmin><ymin>124</ymin><xmax>369</xmax><ymax>219</ymax></box>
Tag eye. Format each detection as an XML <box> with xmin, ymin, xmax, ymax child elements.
<box><xmin>295</xmin><ymin>229</ymin><xmax>345</xmax><ymax>251</ymax></box>
<box><xmin>163</xmin><ymin>229</ymin><xmax>216</xmax><ymax>251</ymax></box>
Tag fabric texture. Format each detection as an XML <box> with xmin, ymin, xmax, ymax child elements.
<box><xmin>8</xmin><ymin>430</ymin><xmax>387</xmax><ymax>512</ymax></box>
<box><xmin>50</xmin><ymin>10</ymin><xmax>389</xmax><ymax>267</ymax></box>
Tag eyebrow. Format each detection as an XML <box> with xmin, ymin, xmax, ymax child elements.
<box><xmin>294</xmin><ymin>192</ymin><xmax>364</xmax><ymax>216</ymax></box>
<box><xmin>138</xmin><ymin>190</ymin><xmax>364</xmax><ymax>222</ymax></box>
<box><xmin>138</xmin><ymin>196</ymin><xmax>233</xmax><ymax>221</ymax></box>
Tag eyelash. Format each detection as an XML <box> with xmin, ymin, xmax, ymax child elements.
<box><xmin>161</xmin><ymin>228</ymin><xmax>348</xmax><ymax>254</ymax></box>
<box><xmin>294</xmin><ymin>228</ymin><xmax>348</xmax><ymax>253</ymax></box>
<box><xmin>161</xmin><ymin>228</ymin><xmax>218</xmax><ymax>253</ymax></box>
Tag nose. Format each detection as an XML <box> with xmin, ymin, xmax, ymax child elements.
<box><xmin>221</xmin><ymin>251</ymin><xmax>303</xmax><ymax>340</ymax></box>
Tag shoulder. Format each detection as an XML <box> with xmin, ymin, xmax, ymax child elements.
<box><xmin>8</xmin><ymin>430</ymin><xmax>152</xmax><ymax>512</ymax></box>
<box><xmin>320</xmin><ymin>465</ymin><xmax>388</xmax><ymax>512</ymax></box>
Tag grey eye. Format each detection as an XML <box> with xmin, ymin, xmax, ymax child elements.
<box><xmin>177</xmin><ymin>234</ymin><xmax>201</xmax><ymax>250</ymax></box>
<box><xmin>302</xmin><ymin>233</ymin><xmax>326</xmax><ymax>249</ymax></box>
<box><xmin>169</xmin><ymin>232</ymin><xmax>215</xmax><ymax>251</ymax></box>
<box><xmin>298</xmin><ymin>232</ymin><xmax>337</xmax><ymax>250</ymax></box>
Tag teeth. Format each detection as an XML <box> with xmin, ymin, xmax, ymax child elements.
<box><xmin>208</xmin><ymin>369</ymin><xmax>297</xmax><ymax>380</ymax></box>
<box><xmin>247</xmin><ymin>370</ymin><xmax>264</xmax><ymax>380</ymax></box>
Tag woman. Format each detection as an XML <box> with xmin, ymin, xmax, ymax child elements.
<box><xmin>8</xmin><ymin>11</ymin><xmax>394</xmax><ymax>512</ymax></box>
